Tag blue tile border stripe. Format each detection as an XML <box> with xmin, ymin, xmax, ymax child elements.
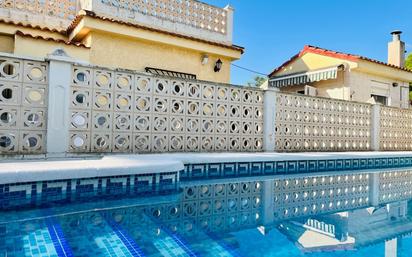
<box><xmin>45</xmin><ymin>217</ymin><xmax>74</xmax><ymax>257</ymax></box>
<box><xmin>0</xmin><ymin>171</ymin><xmax>180</xmax><ymax>210</ymax></box>
<box><xmin>103</xmin><ymin>214</ymin><xmax>146</xmax><ymax>257</ymax></box>
<box><xmin>180</xmin><ymin>156</ymin><xmax>412</xmax><ymax>181</ymax></box>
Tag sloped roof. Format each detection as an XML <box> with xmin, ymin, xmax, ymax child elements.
<box><xmin>0</xmin><ymin>18</ymin><xmax>66</xmax><ymax>34</ymax></box>
<box><xmin>269</xmin><ymin>45</ymin><xmax>412</xmax><ymax>77</ymax></box>
<box><xmin>15</xmin><ymin>30</ymin><xmax>89</xmax><ymax>48</ymax></box>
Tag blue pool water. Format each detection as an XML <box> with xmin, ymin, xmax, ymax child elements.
<box><xmin>1</xmin><ymin>192</ymin><xmax>411</xmax><ymax>257</ymax></box>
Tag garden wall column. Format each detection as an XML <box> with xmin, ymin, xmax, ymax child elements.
<box><xmin>371</xmin><ymin>104</ymin><xmax>381</xmax><ymax>151</ymax></box>
<box><xmin>45</xmin><ymin>49</ymin><xmax>74</xmax><ymax>155</ymax></box>
<box><xmin>369</xmin><ymin>172</ymin><xmax>380</xmax><ymax>206</ymax></box>
<box><xmin>262</xmin><ymin>179</ymin><xmax>275</xmax><ymax>225</ymax></box>
<box><xmin>263</xmin><ymin>88</ymin><xmax>278</xmax><ymax>152</ymax></box>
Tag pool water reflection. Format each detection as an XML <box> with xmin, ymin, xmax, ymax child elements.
<box><xmin>0</xmin><ymin>191</ymin><xmax>411</xmax><ymax>257</ymax></box>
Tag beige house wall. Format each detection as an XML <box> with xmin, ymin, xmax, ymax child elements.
<box><xmin>275</xmin><ymin>52</ymin><xmax>358</xmax><ymax>77</ymax></box>
<box><xmin>348</xmin><ymin>70</ymin><xmax>409</xmax><ymax>108</ymax></box>
<box><xmin>13</xmin><ymin>36</ymin><xmax>90</xmax><ymax>61</ymax></box>
<box><xmin>274</xmin><ymin>52</ymin><xmax>412</xmax><ymax>108</ymax></box>
<box><xmin>279</xmin><ymin>70</ymin><xmax>350</xmax><ymax>100</ymax></box>
<box><xmin>88</xmin><ymin>31</ymin><xmax>232</xmax><ymax>83</ymax></box>
<box><xmin>0</xmin><ymin>34</ymin><xmax>14</xmax><ymax>53</ymax></box>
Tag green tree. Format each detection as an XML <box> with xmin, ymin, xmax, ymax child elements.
<box><xmin>247</xmin><ymin>76</ymin><xmax>267</xmax><ymax>87</ymax></box>
<box><xmin>407</xmin><ymin>53</ymin><xmax>412</xmax><ymax>103</ymax></box>
<box><xmin>406</xmin><ymin>53</ymin><xmax>412</xmax><ymax>70</ymax></box>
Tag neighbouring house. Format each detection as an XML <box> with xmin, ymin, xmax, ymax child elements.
<box><xmin>268</xmin><ymin>31</ymin><xmax>412</xmax><ymax>108</ymax></box>
<box><xmin>279</xmin><ymin>201</ymin><xmax>409</xmax><ymax>253</ymax></box>
<box><xmin>0</xmin><ymin>0</ymin><xmax>243</xmax><ymax>83</ymax></box>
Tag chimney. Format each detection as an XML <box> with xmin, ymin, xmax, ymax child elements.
<box><xmin>388</xmin><ymin>30</ymin><xmax>405</xmax><ymax>68</ymax></box>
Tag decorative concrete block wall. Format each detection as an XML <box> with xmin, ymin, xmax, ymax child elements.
<box><xmin>0</xmin><ymin>55</ymin><xmax>48</xmax><ymax>154</ymax></box>
<box><xmin>380</xmin><ymin>106</ymin><xmax>412</xmax><ymax>151</ymax></box>
<box><xmin>273</xmin><ymin>174</ymin><xmax>370</xmax><ymax>220</ymax></box>
<box><xmin>273</xmin><ymin>92</ymin><xmax>372</xmax><ymax>152</ymax></box>
<box><xmin>2</xmin><ymin>52</ymin><xmax>412</xmax><ymax>155</ymax></box>
<box><xmin>81</xmin><ymin>0</ymin><xmax>234</xmax><ymax>45</ymax></box>
<box><xmin>0</xmin><ymin>0</ymin><xmax>77</xmax><ymax>29</ymax></box>
<box><xmin>67</xmin><ymin>64</ymin><xmax>264</xmax><ymax>153</ymax></box>
<box><xmin>378</xmin><ymin>170</ymin><xmax>412</xmax><ymax>204</ymax></box>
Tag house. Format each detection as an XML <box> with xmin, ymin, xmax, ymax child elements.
<box><xmin>0</xmin><ymin>0</ymin><xmax>243</xmax><ymax>83</ymax></box>
<box><xmin>268</xmin><ymin>31</ymin><xmax>412</xmax><ymax>108</ymax></box>
<box><xmin>279</xmin><ymin>201</ymin><xmax>409</xmax><ymax>253</ymax></box>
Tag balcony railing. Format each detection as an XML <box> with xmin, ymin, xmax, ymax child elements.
<box><xmin>79</xmin><ymin>0</ymin><xmax>233</xmax><ymax>44</ymax></box>
<box><xmin>0</xmin><ymin>0</ymin><xmax>78</xmax><ymax>29</ymax></box>
<box><xmin>0</xmin><ymin>0</ymin><xmax>233</xmax><ymax>44</ymax></box>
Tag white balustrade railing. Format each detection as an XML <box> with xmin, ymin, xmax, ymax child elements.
<box><xmin>0</xmin><ymin>0</ymin><xmax>233</xmax><ymax>44</ymax></box>
<box><xmin>0</xmin><ymin>0</ymin><xmax>78</xmax><ymax>29</ymax></box>
<box><xmin>79</xmin><ymin>0</ymin><xmax>233</xmax><ymax>44</ymax></box>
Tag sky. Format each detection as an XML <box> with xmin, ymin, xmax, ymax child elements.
<box><xmin>203</xmin><ymin>0</ymin><xmax>412</xmax><ymax>85</ymax></box>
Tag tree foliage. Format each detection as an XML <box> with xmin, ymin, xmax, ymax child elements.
<box><xmin>247</xmin><ymin>76</ymin><xmax>267</xmax><ymax>87</ymax></box>
<box><xmin>406</xmin><ymin>53</ymin><xmax>412</xmax><ymax>70</ymax></box>
<box><xmin>406</xmin><ymin>53</ymin><xmax>412</xmax><ymax>103</ymax></box>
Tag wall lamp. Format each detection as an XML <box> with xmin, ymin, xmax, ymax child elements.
<box><xmin>214</xmin><ymin>59</ymin><xmax>223</xmax><ymax>72</ymax></box>
<box><xmin>201</xmin><ymin>54</ymin><xmax>209</xmax><ymax>65</ymax></box>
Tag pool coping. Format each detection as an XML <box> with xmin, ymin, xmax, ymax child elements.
<box><xmin>1</xmin><ymin>151</ymin><xmax>412</xmax><ymax>184</ymax></box>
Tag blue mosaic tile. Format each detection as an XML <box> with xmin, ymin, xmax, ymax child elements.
<box><xmin>103</xmin><ymin>214</ymin><xmax>145</xmax><ymax>257</ymax></box>
<box><xmin>222</xmin><ymin>163</ymin><xmax>235</xmax><ymax>177</ymax></box>
<box><xmin>238</xmin><ymin>163</ymin><xmax>250</xmax><ymax>176</ymax></box>
<box><xmin>263</xmin><ymin>162</ymin><xmax>275</xmax><ymax>175</ymax></box>
<box><xmin>0</xmin><ymin>172</ymin><xmax>180</xmax><ymax>211</ymax></box>
<box><xmin>250</xmin><ymin>162</ymin><xmax>263</xmax><ymax>175</ymax></box>
<box><xmin>181</xmin><ymin>156</ymin><xmax>412</xmax><ymax>181</ymax></box>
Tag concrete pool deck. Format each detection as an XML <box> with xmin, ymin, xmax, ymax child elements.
<box><xmin>2</xmin><ymin>151</ymin><xmax>412</xmax><ymax>184</ymax></box>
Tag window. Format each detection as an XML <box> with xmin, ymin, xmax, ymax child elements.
<box><xmin>297</xmin><ymin>90</ymin><xmax>305</xmax><ymax>95</ymax></box>
<box><xmin>371</xmin><ymin>94</ymin><xmax>387</xmax><ymax>105</ymax></box>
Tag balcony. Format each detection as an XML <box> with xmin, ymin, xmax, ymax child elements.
<box><xmin>0</xmin><ymin>0</ymin><xmax>233</xmax><ymax>45</ymax></box>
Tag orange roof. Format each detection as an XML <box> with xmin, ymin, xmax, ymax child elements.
<box><xmin>67</xmin><ymin>10</ymin><xmax>244</xmax><ymax>54</ymax></box>
<box><xmin>269</xmin><ymin>45</ymin><xmax>412</xmax><ymax>77</ymax></box>
<box><xmin>15</xmin><ymin>30</ymin><xmax>89</xmax><ymax>48</ymax></box>
<box><xmin>0</xmin><ymin>18</ymin><xmax>66</xmax><ymax>34</ymax></box>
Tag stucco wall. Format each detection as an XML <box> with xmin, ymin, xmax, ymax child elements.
<box><xmin>13</xmin><ymin>36</ymin><xmax>90</xmax><ymax>61</ymax></box>
<box><xmin>280</xmin><ymin>70</ymin><xmax>349</xmax><ymax>100</ymax></box>
<box><xmin>348</xmin><ymin>70</ymin><xmax>409</xmax><ymax>108</ymax></box>
<box><xmin>275</xmin><ymin>52</ymin><xmax>357</xmax><ymax>77</ymax></box>
<box><xmin>0</xmin><ymin>34</ymin><xmax>14</xmax><ymax>53</ymax></box>
<box><xmin>88</xmin><ymin>32</ymin><xmax>231</xmax><ymax>83</ymax></box>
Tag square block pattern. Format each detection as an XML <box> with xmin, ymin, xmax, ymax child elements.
<box><xmin>379</xmin><ymin>170</ymin><xmax>412</xmax><ymax>203</ymax></box>
<box><xmin>0</xmin><ymin>56</ymin><xmax>48</xmax><ymax>154</ymax></box>
<box><xmin>274</xmin><ymin>173</ymin><xmax>370</xmax><ymax>220</ymax></box>
<box><xmin>100</xmin><ymin>0</ymin><xmax>229</xmax><ymax>35</ymax></box>
<box><xmin>380</xmin><ymin>106</ymin><xmax>412</xmax><ymax>151</ymax></box>
<box><xmin>69</xmin><ymin>65</ymin><xmax>264</xmax><ymax>153</ymax></box>
<box><xmin>126</xmin><ymin>180</ymin><xmax>264</xmax><ymax>234</ymax></box>
<box><xmin>274</xmin><ymin>93</ymin><xmax>371</xmax><ymax>152</ymax></box>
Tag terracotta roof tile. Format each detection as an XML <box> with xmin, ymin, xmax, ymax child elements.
<box><xmin>269</xmin><ymin>45</ymin><xmax>412</xmax><ymax>77</ymax></box>
<box><xmin>15</xmin><ymin>30</ymin><xmax>89</xmax><ymax>48</ymax></box>
<box><xmin>67</xmin><ymin>10</ymin><xmax>244</xmax><ymax>54</ymax></box>
<box><xmin>0</xmin><ymin>18</ymin><xmax>66</xmax><ymax>34</ymax></box>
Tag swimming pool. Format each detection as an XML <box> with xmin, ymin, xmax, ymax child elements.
<box><xmin>1</xmin><ymin>183</ymin><xmax>411</xmax><ymax>257</ymax></box>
